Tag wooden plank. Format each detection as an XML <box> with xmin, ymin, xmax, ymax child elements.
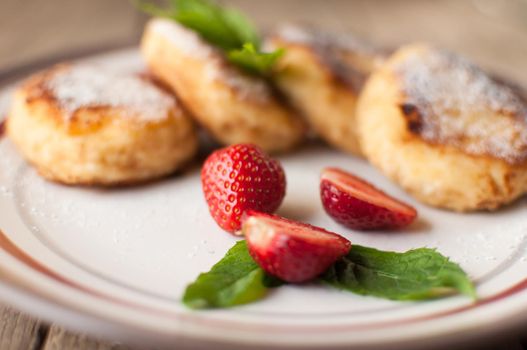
<box><xmin>42</xmin><ymin>325</ymin><xmax>130</xmax><ymax>350</ymax></box>
<box><xmin>0</xmin><ymin>304</ymin><xmax>44</xmax><ymax>350</ymax></box>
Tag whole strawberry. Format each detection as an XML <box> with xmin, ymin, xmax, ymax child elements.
<box><xmin>201</xmin><ymin>144</ymin><xmax>286</xmax><ymax>234</ymax></box>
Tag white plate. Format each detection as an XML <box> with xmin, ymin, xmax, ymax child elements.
<box><xmin>1</xmin><ymin>48</ymin><xmax>527</xmax><ymax>350</ymax></box>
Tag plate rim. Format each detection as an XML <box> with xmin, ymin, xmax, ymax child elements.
<box><xmin>1</xmin><ymin>47</ymin><xmax>527</xmax><ymax>349</ymax></box>
<box><xmin>1</xmin><ymin>227</ymin><xmax>527</xmax><ymax>350</ymax></box>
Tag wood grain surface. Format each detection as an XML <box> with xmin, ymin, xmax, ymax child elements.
<box><xmin>0</xmin><ymin>306</ymin><xmax>44</xmax><ymax>349</ymax></box>
<box><xmin>42</xmin><ymin>326</ymin><xmax>129</xmax><ymax>350</ymax></box>
<box><xmin>0</xmin><ymin>0</ymin><xmax>526</xmax><ymax>349</ymax></box>
<box><xmin>0</xmin><ymin>305</ymin><xmax>132</xmax><ymax>350</ymax></box>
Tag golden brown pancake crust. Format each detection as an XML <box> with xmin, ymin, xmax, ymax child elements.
<box><xmin>7</xmin><ymin>64</ymin><xmax>198</xmax><ymax>186</ymax></box>
<box><xmin>264</xmin><ymin>24</ymin><xmax>386</xmax><ymax>155</ymax></box>
<box><xmin>356</xmin><ymin>43</ymin><xmax>527</xmax><ymax>211</ymax></box>
<box><xmin>268</xmin><ymin>24</ymin><xmax>386</xmax><ymax>93</ymax></box>
<box><xmin>141</xmin><ymin>18</ymin><xmax>306</xmax><ymax>154</ymax></box>
<box><xmin>392</xmin><ymin>47</ymin><xmax>527</xmax><ymax>165</ymax></box>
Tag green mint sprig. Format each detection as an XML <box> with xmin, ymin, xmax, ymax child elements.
<box><xmin>136</xmin><ymin>0</ymin><xmax>282</xmax><ymax>76</ymax></box>
<box><xmin>183</xmin><ymin>241</ymin><xmax>270</xmax><ymax>309</ymax></box>
<box><xmin>322</xmin><ymin>245</ymin><xmax>477</xmax><ymax>301</ymax></box>
<box><xmin>228</xmin><ymin>43</ymin><xmax>284</xmax><ymax>76</ymax></box>
<box><xmin>183</xmin><ymin>241</ymin><xmax>476</xmax><ymax>309</ymax></box>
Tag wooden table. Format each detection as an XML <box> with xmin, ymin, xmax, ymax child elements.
<box><xmin>0</xmin><ymin>305</ymin><xmax>128</xmax><ymax>349</ymax></box>
<box><xmin>1</xmin><ymin>303</ymin><xmax>527</xmax><ymax>349</ymax></box>
<box><xmin>1</xmin><ymin>0</ymin><xmax>527</xmax><ymax>348</ymax></box>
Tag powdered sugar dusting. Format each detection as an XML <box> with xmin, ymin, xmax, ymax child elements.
<box><xmin>149</xmin><ymin>18</ymin><xmax>216</xmax><ymax>59</ymax></box>
<box><xmin>46</xmin><ymin>65</ymin><xmax>176</xmax><ymax>121</ymax></box>
<box><xmin>202</xmin><ymin>62</ymin><xmax>270</xmax><ymax>102</ymax></box>
<box><xmin>150</xmin><ymin>18</ymin><xmax>271</xmax><ymax>103</ymax></box>
<box><xmin>268</xmin><ymin>23</ymin><xmax>384</xmax><ymax>91</ymax></box>
<box><xmin>396</xmin><ymin>47</ymin><xmax>527</xmax><ymax>163</ymax></box>
<box><xmin>272</xmin><ymin>23</ymin><xmax>382</xmax><ymax>58</ymax></box>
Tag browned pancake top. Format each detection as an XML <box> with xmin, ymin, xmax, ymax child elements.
<box><xmin>270</xmin><ymin>24</ymin><xmax>386</xmax><ymax>92</ymax></box>
<box><xmin>23</xmin><ymin>64</ymin><xmax>177</xmax><ymax>122</ymax></box>
<box><xmin>395</xmin><ymin>47</ymin><xmax>527</xmax><ymax>164</ymax></box>
<box><xmin>149</xmin><ymin>19</ymin><xmax>272</xmax><ymax>104</ymax></box>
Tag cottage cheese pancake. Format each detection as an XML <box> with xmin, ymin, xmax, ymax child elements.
<box><xmin>265</xmin><ymin>24</ymin><xmax>386</xmax><ymax>155</ymax></box>
<box><xmin>7</xmin><ymin>64</ymin><xmax>198</xmax><ymax>186</ymax></box>
<box><xmin>356</xmin><ymin>44</ymin><xmax>527</xmax><ymax>211</ymax></box>
<box><xmin>141</xmin><ymin>18</ymin><xmax>306</xmax><ymax>154</ymax></box>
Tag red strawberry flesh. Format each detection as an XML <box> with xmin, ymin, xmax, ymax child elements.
<box><xmin>201</xmin><ymin>144</ymin><xmax>286</xmax><ymax>234</ymax></box>
<box><xmin>243</xmin><ymin>211</ymin><xmax>351</xmax><ymax>283</ymax></box>
<box><xmin>320</xmin><ymin>168</ymin><xmax>417</xmax><ymax>230</ymax></box>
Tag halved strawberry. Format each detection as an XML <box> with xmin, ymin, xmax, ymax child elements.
<box><xmin>243</xmin><ymin>211</ymin><xmax>351</xmax><ymax>283</ymax></box>
<box><xmin>320</xmin><ymin>168</ymin><xmax>417</xmax><ymax>230</ymax></box>
<box><xmin>201</xmin><ymin>144</ymin><xmax>286</xmax><ymax>234</ymax></box>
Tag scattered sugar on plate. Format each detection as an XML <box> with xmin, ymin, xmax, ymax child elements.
<box><xmin>395</xmin><ymin>47</ymin><xmax>527</xmax><ymax>163</ymax></box>
<box><xmin>46</xmin><ymin>65</ymin><xmax>176</xmax><ymax>121</ymax></box>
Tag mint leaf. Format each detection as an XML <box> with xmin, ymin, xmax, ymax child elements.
<box><xmin>322</xmin><ymin>245</ymin><xmax>476</xmax><ymax>301</ymax></box>
<box><xmin>228</xmin><ymin>43</ymin><xmax>284</xmax><ymax>76</ymax></box>
<box><xmin>220</xmin><ymin>7</ymin><xmax>261</xmax><ymax>49</ymax></box>
<box><xmin>262</xmin><ymin>273</ymin><xmax>285</xmax><ymax>288</ymax></box>
<box><xmin>136</xmin><ymin>0</ymin><xmax>259</xmax><ymax>51</ymax></box>
<box><xmin>173</xmin><ymin>0</ymin><xmax>255</xmax><ymax>51</ymax></box>
<box><xmin>183</xmin><ymin>241</ymin><xmax>269</xmax><ymax>309</ymax></box>
<box><xmin>135</xmin><ymin>0</ymin><xmax>283</xmax><ymax>75</ymax></box>
<box><xmin>183</xmin><ymin>241</ymin><xmax>476</xmax><ymax>310</ymax></box>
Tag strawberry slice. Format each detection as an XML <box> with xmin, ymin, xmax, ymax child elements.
<box><xmin>243</xmin><ymin>211</ymin><xmax>351</xmax><ymax>283</ymax></box>
<box><xmin>320</xmin><ymin>168</ymin><xmax>417</xmax><ymax>230</ymax></box>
